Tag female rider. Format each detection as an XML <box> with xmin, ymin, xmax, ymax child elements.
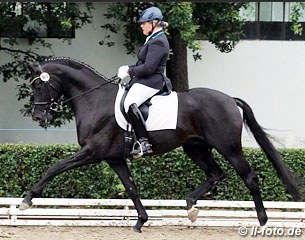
<box><xmin>117</xmin><ymin>6</ymin><xmax>170</xmax><ymax>157</ymax></box>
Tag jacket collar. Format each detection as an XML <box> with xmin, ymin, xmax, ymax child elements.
<box><xmin>144</xmin><ymin>29</ymin><xmax>164</xmax><ymax>44</ymax></box>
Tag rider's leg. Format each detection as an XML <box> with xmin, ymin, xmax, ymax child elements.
<box><xmin>127</xmin><ymin>103</ymin><xmax>153</xmax><ymax>156</ymax></box>
<box><xmin>124</xmin><ymin>83</ymin><xmax>159</xmax><ymax>157</ymax></box>
<box><xmin>124</xmin><ymin>83</ymin><xmax>160</xmax><ymax>112</ymax></box>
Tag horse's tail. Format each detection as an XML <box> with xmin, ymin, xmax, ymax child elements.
<box><xmin>234</xmin><ymin>97</ymin><xmax>301</xmax><ymax>201</ymax></box>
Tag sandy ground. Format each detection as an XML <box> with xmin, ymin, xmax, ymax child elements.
<box><xmin>0</xmin><ymin>226</ymin><xmax>304</xmax><ymax>240</ymax></box>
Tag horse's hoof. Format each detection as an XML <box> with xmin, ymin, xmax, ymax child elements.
<box><xmin>258</xmin><ymin>212</ymin><xmax>268</xmax><ymax>226</ymax></box>
<box><xmin>187</xmin><ymin>206</ymin><xmax>199</xmax><ymax>222</ymax></box>
<box><xmin>19</xmin><ymin>201</ymin><xmax>32</xmax><ymax>211</ymax></box>
<box><xmin>133</xmin><ymin>226</ymin><xmax>142</xmax><ymax>233</ymax></box>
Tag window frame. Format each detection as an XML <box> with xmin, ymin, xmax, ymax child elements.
<box><xmin>241</xmin><ymin>2</ymin><xmax>305</xmax><ymax>41</ymax></box>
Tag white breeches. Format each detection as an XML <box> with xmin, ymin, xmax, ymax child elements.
<box><xmin>124</xmin><ymin>83</ymin><xmax>160</xmax><ymax>113</ymax></box>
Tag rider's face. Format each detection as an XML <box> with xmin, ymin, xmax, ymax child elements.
<box><xmin>141</xmin><ymin>21</ymin><xmax>152</xmax><ymax>36</ymax></box>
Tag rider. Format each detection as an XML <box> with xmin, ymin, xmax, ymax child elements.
<box><xmin>117</xmin><ymin>6</ymin><xmax>170</xmax><ymax>157</ymax></box>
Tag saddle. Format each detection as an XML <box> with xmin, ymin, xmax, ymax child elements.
<box><xmin>119</xmin><ymin>76</ymin><xmax>172</xmax><ymax>121</ymax></box>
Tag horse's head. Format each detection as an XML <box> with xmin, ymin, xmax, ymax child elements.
<box><xmin>29</xmin><ymin>63</ymin><xmax>63</xmax><ymax>125</ymax></box>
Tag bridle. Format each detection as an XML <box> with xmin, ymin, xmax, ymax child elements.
<box><xmin>30</xmin><ymin>69</ymin><xmax>120</xmax><ymax>122</ymax></box>
<box><xmin>30</xmin><ymin>72</ymin><xmax>62</xmax><ymax>109</ymax></box>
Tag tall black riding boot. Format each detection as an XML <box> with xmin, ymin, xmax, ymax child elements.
<box><xmin>127</xmin><ymin>103</ymin><xmax>153</xmax><ymax>158</ymax></box>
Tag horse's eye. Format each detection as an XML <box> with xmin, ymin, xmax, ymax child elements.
<box><xmin>33</xmin><ymin>82</ymin><xmax>42</xmax><ymax>90</ymax></box>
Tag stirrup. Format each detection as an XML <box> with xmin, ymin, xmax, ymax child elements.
<box><xmin>131</xmin><ymin>141</ymin><xmax>144</xmax><ymax>159</ymax></box>
<box><xmin>130</xmin><ymin>140</ymin><xmax>153</xmax><ymax>159</ymax></box>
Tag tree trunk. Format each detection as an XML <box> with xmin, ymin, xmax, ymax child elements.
<box><xmin>166</xmin><ymin>35</ymin><xmax>189</xmax><ymax>91</ymax></box>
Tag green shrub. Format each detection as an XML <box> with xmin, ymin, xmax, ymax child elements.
<box><xmin>0</xmin><ymin>144</ymin><xmax>304</xmax><ymax>201</ymax></box>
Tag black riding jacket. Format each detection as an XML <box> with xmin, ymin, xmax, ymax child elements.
<box><xmin>128</xmin><ymin>30</ymin><xmax>170</xmax><ymax>90</ymax></box>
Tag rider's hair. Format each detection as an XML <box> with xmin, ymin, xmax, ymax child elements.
<box><xmin>153</xmin><ymin>20</ymin><xmax>169</xmax><ymax>28</ymax></box>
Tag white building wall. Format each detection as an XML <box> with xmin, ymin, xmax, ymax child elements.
<box><xmin>189</xmin><ymin>40</ymin><xmax>305</xmax><ymax>148</ymax></box>
<box><xmin>1</xmin><ymin>3</ymin><xmax>305</xmax><ymax>148</ymax></box>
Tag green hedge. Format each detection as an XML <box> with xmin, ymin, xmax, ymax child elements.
<box><xmin>0</xmin><ymin>144</ymin><xmax>304</xmax><ymax>201</ymax></box>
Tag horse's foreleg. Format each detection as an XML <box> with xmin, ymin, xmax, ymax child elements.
<box><xmin>20</xmin><ymin>147</ymin><xmax>95</xmax><ymax>210</ymax></box>
<box><xmin>107</xmin><ymin>160</ymin><xmax>147</xmax><ymax>233</ymax></box>
<box><xmin>183</xmin><ymin>141</ymin><xmax>224</xmax><ymax>222</ymax></box>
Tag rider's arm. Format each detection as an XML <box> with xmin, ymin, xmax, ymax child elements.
<box><xmin>128</xmin><ymin>40</ymin><xmax>167</xmax><ymax>78</ymax></box>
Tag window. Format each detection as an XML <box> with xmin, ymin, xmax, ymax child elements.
<box><xmin>240</xmin><ymin>2</ymin><xmax>305</xmax><ymax>40</ymax></box>
<box><xmin>1</xmin><ymin>3</ymin><xmax>75</xmax><ymax>38</ymax></box>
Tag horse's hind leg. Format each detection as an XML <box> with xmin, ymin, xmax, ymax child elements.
<box><xmin>183</xmin><ymin>139</ymin><xmax>224</xmax><ymax>222</ymax></box>
<box><xmin>221</xmin><ymin>147</ymin><xmax>268</xmax><ymax>226</ymax></box>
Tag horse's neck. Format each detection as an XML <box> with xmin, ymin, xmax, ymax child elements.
<box><xmin>56</xmin><ymin>64</ymin><xmax>110</xmax><ymax>98</ymax></box>
<box><xmin>59</xmin><ymin>66</ymin><xmax>118</xmax><ymax>118</ymax></box>
<box><xmin>61</xmin><ymin>68</ymin><xmax>102</xmax><ymax>95</ymax></box>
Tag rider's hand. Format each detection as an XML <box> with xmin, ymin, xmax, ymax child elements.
<box><xmin>117</xmin><ymin>65</ymin><xmax>129</xmax><ymax>80</ymax></box>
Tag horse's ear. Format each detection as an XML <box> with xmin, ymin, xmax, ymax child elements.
<box><xmin>28</xmin><ymin>63</ymin><xmax>39</xmax><ymax>73</ymax></box>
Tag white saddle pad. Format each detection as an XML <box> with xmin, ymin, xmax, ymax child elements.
<box><xmin>114</xmin><ymin>85</ymin><xmax>178</xmax><ymax>131</ymax></box>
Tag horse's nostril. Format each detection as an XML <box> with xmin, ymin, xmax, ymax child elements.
<box><xmin>32</xmin><ymin>116</ymin><xmax>41</xmax><ymax>121</ymax></box>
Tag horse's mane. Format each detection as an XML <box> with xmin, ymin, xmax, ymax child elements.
<box><xmin>42</xmin><ymin>57</ymin><xmax>110</xmax><ymax>81</ymax></box>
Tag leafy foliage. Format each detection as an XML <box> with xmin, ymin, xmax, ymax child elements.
<box><xmin>0</xmin><ymin>144</ymin><xmax>304</xmax><ymax>201</ymax></box>
<box><xmin>101</xmin><ymin>2</ymin><xmax>152</xmax><ymax>54</ymax></box>
<box><xmin>193</xmin><ymin>3</ymin><xmax>247</xmax><ymax>53</ymax></box>
<box><xmin>290</xmin><ymin>2</ymin><xmax>305</xmax><ymax>35</ymax></box>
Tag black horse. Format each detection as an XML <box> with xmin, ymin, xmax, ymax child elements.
<box><xmin>20</xmin><ymin>57</ymin><xmax>300</xmax><ymax>232</ymax></box>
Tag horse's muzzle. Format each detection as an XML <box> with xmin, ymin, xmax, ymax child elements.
<box><xmin>32</xmin><ymin>109</ymin><xmax>53</xmax><ymax>124</ymax></box>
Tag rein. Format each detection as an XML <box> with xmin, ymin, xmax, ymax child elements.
<box><xmin>59</xmin><ymin>75</ymin><xmax>120</xmax><ymax>105</ymax></box>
